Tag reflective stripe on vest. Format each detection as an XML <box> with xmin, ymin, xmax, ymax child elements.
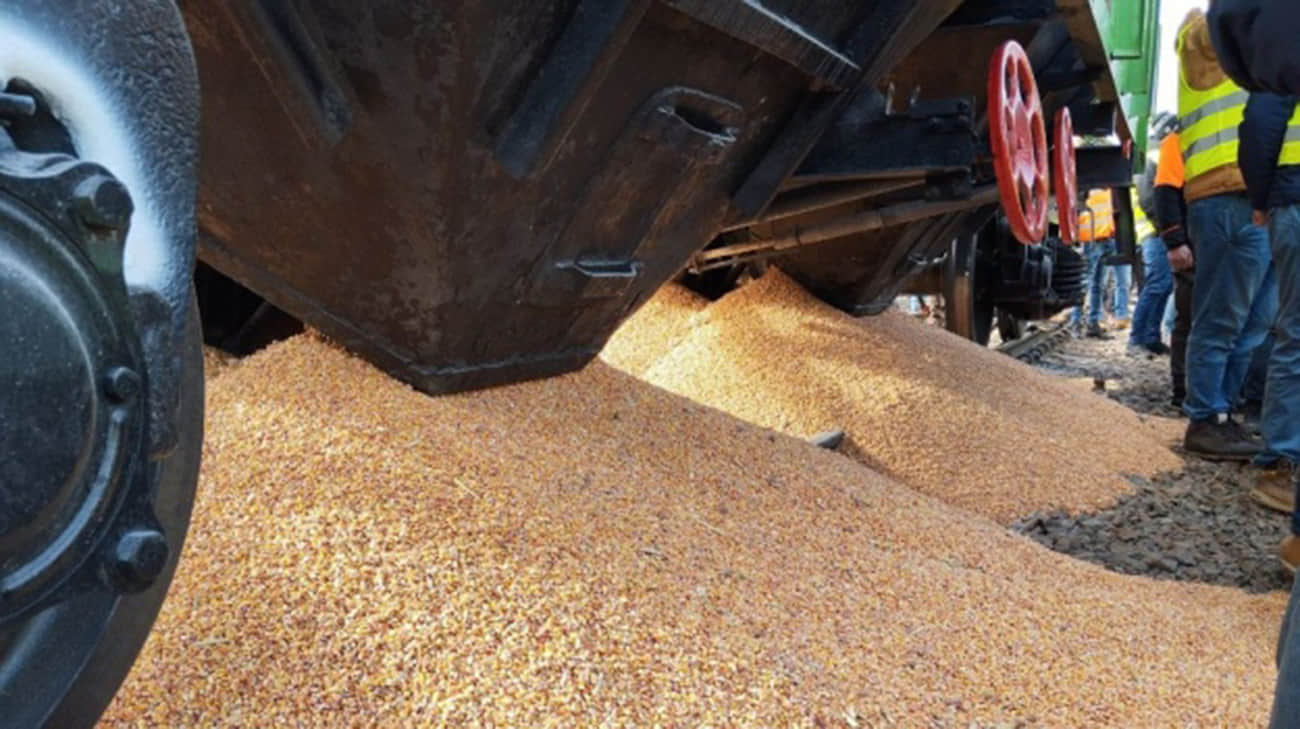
<box><xmin>1180</xmin><ymin>89</ymin><xmax>1248</xmax><ymax>129</ymax></box>
<box><xmin>1078</xmin><ymin>189</ymin><xmax>1115</xmax><ymax>241</ymax></box>
<box><xmin>1278</xmin><ymin>108</ymin><xmax>1300</xmax><ymax>167</ymax></box>
<box><xmin>1178</xmin><ymin>24</ymin><xmax>1246</xmax><ymax>182</ymax></box>
<box><xmin>1179</xmin><ymin>78</ymin><xmax>1246</xmax><ymax>181</ymax></box>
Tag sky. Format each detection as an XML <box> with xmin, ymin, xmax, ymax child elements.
<box><xmin>1154</xmin><ymin>0</ymin><xmax>1203</xmax><ymax>115</ymax></box>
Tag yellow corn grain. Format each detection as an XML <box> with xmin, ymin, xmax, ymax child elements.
<box><xmin>602</xmin><ymin>270</ymin><xmax>1183</xmax><ymax>524</ymax></box>
<box><xmin>96</xmin><ymin>314</ymin><xmax>1279</xmax><ymax>728</ymax></box>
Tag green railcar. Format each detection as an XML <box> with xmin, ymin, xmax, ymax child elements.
<box><xmin>1094</xmin><ymin>0</ymin><xmax>1163</xmax><ymax>160</ymax></box>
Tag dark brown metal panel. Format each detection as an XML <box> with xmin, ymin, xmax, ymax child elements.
<box><xmin>661</xmin><ymin>0</ymin><xmax>862</xmax><ymax>89</ymax></box>
<box><xmin>728</xmin><ymin>0</ymin><xmax>966</xmax><ymax>217</ymax></box>
<box><xmin>189</xmin><ymin>0</ymin><xmax>862</xmax><ymax>393</ymax></box>
<box><xmin>883</xmin><ymin>24</ymin><xmax>1038</xmax><ymax>116</ymax></box>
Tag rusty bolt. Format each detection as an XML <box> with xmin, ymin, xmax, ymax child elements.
<box><xmin>113</xmin><ymin>529</ymin><xmax>169</xmax><ymax>591</ymax></box>
<box><xmin>74</xmin><ymin>174</ymin><xmax>133</xmax><ymax>231</ymax></box>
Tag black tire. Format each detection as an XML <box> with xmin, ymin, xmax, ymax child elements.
<box><xmin>944</xmin><ymin>232</ymin><xmax>995</xmax><ymax>346</ymax></box>
<box><xmin>1</xmin><ymin>292</ymin><xmax>203</xmax><ymax>729</ymax></box>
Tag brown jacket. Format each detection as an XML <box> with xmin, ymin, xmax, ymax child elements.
<box><xmin>1179</xmin><ymin>9</ymin><xmax>1248</xmax><ymax>202</ymax></box>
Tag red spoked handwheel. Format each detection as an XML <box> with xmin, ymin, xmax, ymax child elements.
<box><xmin>1053</xmin><ymin>107</ymin><xmax>1078</xmax><ymax>244</ymax></box>
<box><xmin>988</xmin><ymin>40</ymin><xmax>1049</xmax><ymax>244</ymax></box>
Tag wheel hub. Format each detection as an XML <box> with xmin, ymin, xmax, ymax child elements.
<box><xmin>0</xmin><ymin>6</ymin><xmax>202</xmax><ymax>725</ymax></box>
<box><xmin>0</xmin><ymin>240</ymin><xmax>97</xmax><ymax>566</ymax></box>
<box><xmin>0</xmin><ymin>132</ymin><xmax>152</xmax><ymax>624</ymax></box>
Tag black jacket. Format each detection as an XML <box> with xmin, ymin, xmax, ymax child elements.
<box><xmin>1209</xmin><ymin>0</ymin><xmax>1300</xmax><ymax>95</ymax></box>
<box><xmin>1239</xmin><ymin>92</ymin><xmax>1300</xmax><ymax>211</ymax></box>
<box><xmin>1155</xmin><ymin>185</ymin><xmax>1189</xmax><ymax>252</ymax></box>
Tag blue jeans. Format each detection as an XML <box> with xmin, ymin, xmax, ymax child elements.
<box><xmin>1244</xmin><ymin>333</ymin><xmax>1274</xmax><ymax>404</ymax></box>
<box><xmin>1110</xmin><ymin>263</ymin><xmax>1132</xmax><ymax>319</ymax></box>
<box><xmin>1129</xmin><ymin>235</ymin><xmax>1173</xmax><ymax>346</ymax></box>
<box><xmin>1260</xmin><ymin>205</ymin><xmax>1300</xmax><ymax>469</ymax></box>
<box><xmin>1275</xmin><ymin>577</ymin><xmax>1300</xmax><ymax>729</ymax></box>
<box><xmin>1069</xmin><ymin>240</ymin><xmax>1116</xmax><ymax>327</ymax></box>
<box><xmin>1183</xmin><ymin>194</ymin><xmax>1278</xmax><ymax>421</ymax></box>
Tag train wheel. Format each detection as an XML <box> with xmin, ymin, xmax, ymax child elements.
<box><xmin>1053</xmin><ymin>108</ymin><xmax>1079</xmax><ymax>244</ymax></box>
<box><xmin>944</xmin><ymin>230</ymin><xmax>995</xmax><ymax>346</ymax></box>
<box><xmin>988</xmin><ymin>41</ymin><xmax>1049</xmax><ymax>244</ymax></box>
<box><xmin>997</xmin><ymin>309</ymin><xmax>1025</xmax><ymax>342</ymax></box>
<box><xmin>0</xmin><ymin>6</ymin><xmax>202</xmax><ymax>728</ymax></box>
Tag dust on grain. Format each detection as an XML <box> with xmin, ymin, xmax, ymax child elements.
<box><xmin>100</xmin><ymin>335</ymin><xmax>1281</xmax><ymax>728</ymax></box>
<box><xmin>602</xmin><ymin>270</ymin><xmax>1183</xmax><ymax>523</ymax></box>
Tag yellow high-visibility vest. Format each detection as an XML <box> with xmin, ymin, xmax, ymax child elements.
<box><xmin>1133</xmin><ymin>189</ymin><xmax>1155</xmax><ymax>239</ymax></box>
<box><xmin>1178</xmin><ymin>23</ymin><xmax>1248</xmax><ymax>182</ymax></box>
<box><xmin>1078</xmin><ymin>188</ymin><xmax>1115</xmax><ymax>242</ymax></box>
<box><xmin>1278</xmin><ymin>101</ymin><xmax>1300</xmax><ymax>168</ymax></box>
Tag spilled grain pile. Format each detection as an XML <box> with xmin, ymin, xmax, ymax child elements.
<box><xmin>100</xmin><ymin>335</ymin><xmax>1281</xmax><ymax>728</ymax></box>
<box><xmin>202</xmin><ymin>346</ymin><xmax>235</xmax><ymax>379</ymax></box>
<box><xmin>602</xmin><ymin>271</ymin><xmax>1182</xmax><ymax>523</ymax></box>
<box><xmin>603</xmin><ymin>282</ymin><xmax>709</xmax><ymax>374</ymax></box>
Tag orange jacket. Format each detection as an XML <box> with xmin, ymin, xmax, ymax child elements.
<box><xmin>1155</xmin><ymin>133</ymin><xmax>1185</xmax><ymax>188</ymax></box>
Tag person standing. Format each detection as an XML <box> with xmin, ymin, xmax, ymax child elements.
<box><xmin>1175</xmin><ymin>9</ymin><xmax>1277</xmax><ymax>459</ymax></box>
<box><xmin>1070</xmin><ymin>188</ymin><xmax>1119</xmax><ymax>339</ymax></box>
<box><xmin>1239</xmin><ymin>88</ymin><xmax>1300</xmax><ymax>729</ymax></box>
<box><xmin>1209</xmin><ymin>0</ymin><xmax>1300</xmax><ymax>96</ymax></box>
<box><xmin>1129</xmin><ymin>138</ymin><xmax>1174</xmax><ymax>356</ymax></box>
<box><xmin>1207</xmin><ymin>7</ymin><xmax>1300</xmax><ymax>726</ymax></box>
<box><xmin>1239</xmin><ymin>90</ymin><xmax>1300</xmax><ymax>540</ymax></box>
<box><xmin>1155</xmin><ymin>130</ymin><xmax>1194</xmax><ymax>408</ymax></box>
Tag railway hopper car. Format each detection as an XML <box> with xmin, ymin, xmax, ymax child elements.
<box><xmin>0</xmin><ymin>1</ymin><xmax>1157</xmax><ymax>725</ymax></box>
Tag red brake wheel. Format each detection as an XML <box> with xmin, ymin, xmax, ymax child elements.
<box><xmin>1053</xmin><ymin>107</ymin><xmax>1078</xmax><ymax>244</ymax></box>
<box><xmin>987</xmin><ymin>40</ymin><xmax>1049</xmax><ymax>244</ymax></box>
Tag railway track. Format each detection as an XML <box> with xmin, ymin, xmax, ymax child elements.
<box><xmin>997</xmin><ymin>321</ymin><xmax>1073</xmax><ymax>363</ymax></box>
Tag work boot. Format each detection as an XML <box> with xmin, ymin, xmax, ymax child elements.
<box><xmin>1085</xmin><ymin>322</ymin><xmax>1110</xmax><ymax>339</ymax></box>
<box><xmin>1127</xmin><ymin>341</ymin><xmax>1169</xmax><ymax>358</ymax></box>
<box><xmin>1251</xmin><ymin>461</ymin><xmax>1296</xmax><ymax>514</ymax></box>
<box><xmin>1183</xmin><ymin>414</ymin><xmax>1262</xmax><ymax>461</ymax></box>
<box><xmin>1280</xmin><ymin>535</ymin><xmax>1300</xmax><ymax>575</ymax></box>
<box><xmin>1111</xmin><ymin>317</ymin><xmax>1131</xmax><ymax>330</ymax></box>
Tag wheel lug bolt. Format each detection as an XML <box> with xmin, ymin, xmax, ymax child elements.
<box><xmin>104</xmin><ymin>366</ymin><xmax>141</xmax><ymax>403</ymax></box>
<box><xmin>112</xmin><ymin>529</ymin><xmax>170</xmax><ymax>591</ymax></box>
<box><xmin>74</xmin><ymin>174</ymin><xmax>133</xmax><ymax>231</ymax></box>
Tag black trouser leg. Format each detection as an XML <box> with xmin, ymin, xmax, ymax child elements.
<box><xmin>1172</xmin><ymin>270</ymin><xmax>1194</xmax><ymax>403</ymax></box>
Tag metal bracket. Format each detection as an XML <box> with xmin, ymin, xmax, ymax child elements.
<box><xmin>794</xmin><ymin>92</ymin><xmax>976</xmax><ymax>184</ymax></box>
<box><xmin>531</xmin><ymin>85</ymin><xmax>742</xmax><ymax>303</ymax></box>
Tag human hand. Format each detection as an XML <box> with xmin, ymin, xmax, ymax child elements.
<box><xmin>1253</xmin><ymin>209</ymin><xmax>1271</xmax><ymax>227</ymax></box>
<box><xmin>1168</xmin><ymin>244</ymin><xmax>1194</xmax><ymax>272</ymax></box>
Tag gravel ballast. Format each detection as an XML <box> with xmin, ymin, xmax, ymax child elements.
<box><xmin>602</xmin><ymin>271</ymin><xmax>1182</xmax><ymax>524</ymax></box>
<box><xmin>98</xmin><ymin>334</ymin><xmax>1285</xmax><ymax>727</ymax></box>
<box><xmin>1013</xmin><ymin>330</ymin><xmax>1294</xmax><ymax>593</ymax></box>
